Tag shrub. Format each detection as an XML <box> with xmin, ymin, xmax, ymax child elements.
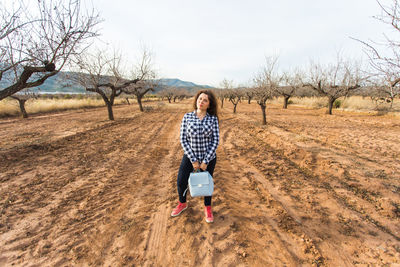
<box><xmin>143</xmin><ymin>106</ymin><xmax>154</xmax><ymax>112</ymax></box>
<box><xmin>334</xmin><ymin>99</ymin><xmax>342</xmax><ymax>109</ymax></box>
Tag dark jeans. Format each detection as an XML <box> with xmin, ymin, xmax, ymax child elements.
<box><xmin>177</xmin><ymin>154</ymin><xmax>217</xmax><ymax>206</ymax></box>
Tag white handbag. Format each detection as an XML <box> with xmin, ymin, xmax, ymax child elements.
<box><xmin>187</xmin><ymin>170</ymin><xmax>214</xmax><ymax>197</ymax></box>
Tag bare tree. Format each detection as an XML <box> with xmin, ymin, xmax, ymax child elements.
<box><xmin>72</xmin><ymin>49</ymin><xmax>145</xmax><ymax>120</ymax></box>
<box><xmin>353</xmin><ymin>0</ymin><xmax>400</xmax><ymax>108</ymax></box>
<box><xmin>220</xmin><ymin>78</ymin><xmax>237</xmax><ymax>111</ymax></box>
<box><xmin>253</xmin><ymin>86</ymin><xmax>270</xmax><ymax>125</ymax></box>
<box><xmin>158</xmin><ymin>86</ymin><xmax>190</xmax><ymax>103</ymax></box>
<box><xmin>10</xmin><ymin>89</ymin><xmax>38</xmax><ymax>118</ymax></box>
<box><xmin>215</xmin><ymin>88</ymin><xmax>228</xmax><ymax>108</ymax></box>
<box><xmin>159</xmin><ymin>87</ymin><xmax>176</xmax><ymax>103</ymax></box>
<box><xmin>0</xmin><ymin>3</ymin><xmax>31</xmax><ymax>81</ymax></box>
<box><xmin>355</xmin><ymin>1</ymin><xmax>400</xmax><ymax>77</ymax></box>
<box><xmin>122</xmin><ymin>50</ymin><xmax>157</xmax><ymax>112</ymax></box>
<box><xmin>279</xmin><ymin>69</ymin><xmax>303</xmax><ymax>109</ymax></box>
<box><xmin>124</xmin><ymin>80</ymin><xmax>158</xmax><ymax>112</ymax></box>
<box><xmin>244</xmin><ymin>87</ymin><xmax>256</xmax><ymax>104</ymax></box>
<box><xmin>253</xmin><ymin>56</ymin><xmax>281</xmax><ymax>125</ymax></box>
<box><xmin>368</xmin><ymin>74</ymin><xmax>399</xmax><ymax>109</ymax></box>
<box><xmin>173</xmin><ymin>89</ymin><xmax>180</xmax><ymax>102</ymax></box>
<box><xmin>124</xmin><ymin>94</ymin><xmax>132</xmax><ymax>105</ymax></box>
<box><xmin>383</xmin><ymin>76</ymin><xmax>400</xmax><ymax>107</ymax></box>
<box><xmin>227</xmin><ymin>88</ymin><xmax>243</xmax><ymax>114</ymax></box>
<box><xmin>0</xmin><ymin>0</ymin><xmax>101</xmax><ymax>100</ymax></box>
<box><xmin>176</xmin><ymin>88</ymin><xmax>190</xmax><ymax>101</ymax></box>
<box><xmin>173</xmin><ymin>89</ymin><xmax>182</xmax><ymax>102</ymax></box>
<box><xmin>305</xmin><ymin>58</ymin><xmax>362</xmax><ymax>115</ymax></box>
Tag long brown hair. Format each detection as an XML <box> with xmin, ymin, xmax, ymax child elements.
<box><xmin>193</xmin><ymin>90</ymin><xmax>219</xmax><ymax>119</ymax></box>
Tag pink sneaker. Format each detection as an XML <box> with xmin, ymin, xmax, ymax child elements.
<box><xmin>171</xmin><ymin>202</ymin><xmax>187</xmax><ymax>217</ymax></box>
<box><xmin>205</xmin><ymin>206</ymin><xmax>214</xmax><ymax>223</ymax></box>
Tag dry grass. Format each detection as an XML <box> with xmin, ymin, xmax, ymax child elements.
<box><xmin>340</xmin><ymin>96</ymin><xmax>399</xmax><ymax>111</ymax></box>
<box><xmin>0</xmin><ymin>98</ymin><xmax>126</xmax><ymax>117</ymax></box>
<box><xmin>269</xmin><ymin>96</ymin><xmax>400</xmax><ymax>114</ymax></box>
<box><xmin>2</xmin><ymin>95</ymin><xmax>399</xmax><ymax>118</ymax></box>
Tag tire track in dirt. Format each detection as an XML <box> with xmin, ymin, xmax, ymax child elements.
<box><xmin>140</xmin><ymin>111</ymin><xmax>245</xmax><ymax>266</ymax></box>
<box><xmin>0</xmin><ymin>104</ymin><xmax>132</xmax><ymax>149</ymax></box>
<box><xmin>1</xmin><ymin>121</ymin><xmax>139</xmax><ymax>266</ymax></box>
<box><xmin>152</xmin><ymin>113</ymin><xmax>308</xmax><ymax>266</ymax></box>
<box><xmin>232</xmin><ymin>111</ymin><xmax>400</xmax><ymax>234</ymax></box>
<box><xmin>263</xmin><ymin>123</ymin><xmax>400</xmax><ymax>222</ymax></box>
<box><xmin>2</xmin><ymin>102</ymin><xmax>400</xmax><ymax>266</ymax></box>
<box><xmin>261</xmin><ymin>131</ymin><xmax>400</xmax><ymax>242</ymax></box>
<box><xmin>80</xmin><ymin>110</ymin><xmax>180</xmax><ymax>267</ymax></box>
<box><xmin>1</xmin><ymin>116</ymin><xmax>143</xmax><ymax>224</ymax></box>
<box><xmin>220</xmin><ymin>120</ymin><xmax>324</xmax><ymax>266</ymax></box>
<box><xmin>221</xmin><ymin>111</ymin><xmax>399</xmax><ymax>265</ymax></box>
<box><xmin>267</xmin><ymin>119</ymin><xmax>400</xmax><ymax>182</ymax></box>
<box><xmin>262</xmin><ymin>110</ymin><xmax>400</xmax><ymax>205</ymax></box>
<box><xmin>134</xmin><ymin>114</ymin><xmax>250</xmax><ymax>267</ymax></box>
<box><xmin>0</xmin><ymin>109</ymin><xmax>180</xmax><ymax>266</ymax></box>
<box><xmin>141</xmin><ymin>113</ymin><xmax>182</xmax><ymax>266</ymax></box>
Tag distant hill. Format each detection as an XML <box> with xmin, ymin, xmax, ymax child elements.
<box><xmin>158</xmin><ymin>78</ymin><xmax>212</xmax><ymax>89</ymax></box>
<box><xmin>0</xmin><ymin>71</ymin><xmax>212</xmax><ymax>94</ymax></box>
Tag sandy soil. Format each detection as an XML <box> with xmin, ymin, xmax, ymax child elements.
<box><xmin>0</xmin><ymin>100</ymin><xmax>399</xmax><ymax>266</ymax></box>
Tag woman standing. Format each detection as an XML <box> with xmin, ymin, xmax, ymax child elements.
<box><xmin>171</xmin><ymin>90</ymin><xmax>220</xmax><ymax>223</ymax></box>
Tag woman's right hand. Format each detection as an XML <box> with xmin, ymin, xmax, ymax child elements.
<box><xmin>192</xmin><ymin>161</ymin><xmax>200</xmax><ymax>171</ymax></box>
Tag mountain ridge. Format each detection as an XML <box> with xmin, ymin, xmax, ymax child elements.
<box><xmin>0</xmin><ymin>71</ymin><xmax>213</xmax><ymax>94</ymax></box>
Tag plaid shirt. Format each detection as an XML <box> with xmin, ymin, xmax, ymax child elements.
<box><xmin>180</xmin><ymin>111</ymin><xmax>220</xmax><ymax>164</ymax></box>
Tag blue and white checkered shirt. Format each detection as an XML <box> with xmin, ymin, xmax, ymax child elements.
<box><xmin>180</xmin><ymin>111</ymin><xmax>220</xmax><ymax>164</ymax></box>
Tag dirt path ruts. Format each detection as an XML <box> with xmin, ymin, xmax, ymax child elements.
<box><xmin>1</xmin><ymin>108</ymin><xmax>182</xmax><ymax>266</ymax></box>
<box><xmin>219</xmin><ymin>104</ymin><xmax>400</xmax><ymax>265</ymax></box>
<box><xmin>1</xmin><ymin>102</ymin><xmax>399</xmax><ymax>266</ymax></box>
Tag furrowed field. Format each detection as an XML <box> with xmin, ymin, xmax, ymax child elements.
<box><xmin>0</xmin><ymin>99</ymin><xmax>399</xmax><ymax>266</ymax></box>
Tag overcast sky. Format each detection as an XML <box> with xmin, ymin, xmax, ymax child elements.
<box><xmin>92</xmin><ymin>0</ymin><xmax>393</xmax><ymax>87</ymax></box>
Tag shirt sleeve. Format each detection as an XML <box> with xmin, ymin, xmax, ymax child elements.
<box><xmin>202</xmin><ymin>117</ymin><xmax>220</xmax><ymax>165</ymax></box>
<box><xmin>180</xmin><ymin>114</ymin><xmax>198</xmax><ymax>163</ymax></box>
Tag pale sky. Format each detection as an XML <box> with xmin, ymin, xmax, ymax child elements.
<box><xmin>92</xmin><ymin>0</ymin><xmax>393</xmax><ymax>87</ymax></box>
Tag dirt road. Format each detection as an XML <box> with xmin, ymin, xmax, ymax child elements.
<box><xmin>1</xmin><ymin>100</ymin><xmax>399</xmax><ymax>266</ymax></box>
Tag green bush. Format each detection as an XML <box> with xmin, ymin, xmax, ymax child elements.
<box><xmin>334</xmin><ymin>99</ymin><xmax>342</xmax><ymax>109</ymax></box>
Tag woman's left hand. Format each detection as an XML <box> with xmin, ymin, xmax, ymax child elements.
<box><xmin>200</xmin><ymin>162</ymin><xmax>208</xmax><ymax>171</ymax></box>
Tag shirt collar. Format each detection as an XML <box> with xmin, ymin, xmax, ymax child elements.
<box><xmin>193</xmin><ymin>110</ymin><xmax>210</xmax><ymax>117</ymax></box>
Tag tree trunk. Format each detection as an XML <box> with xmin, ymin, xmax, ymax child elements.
<box><xmin>106</xmin><ymin>102</ymin><xmax>114</xmax><ymax>120</ymax></box>
<box><xmin>110</xmin><ymin>93</ymin><xmax>115</xmax><ymax>106</ymax></box>
<box><xmin>126</xmin><ymin>97</ymin><xmax>130</xmax><ymax>105</ymax></box>
<box><xmin>233</xmin><ymin>104</ymin><xmax>237</xmax><ymax>113</ymax></box>
<box><xmin>137</xmin><ymin>96</ymin><xmax>144</xmax><ymax>112</ymax></box>
<box><xmin>260</xmin><ymin>104</ymin><xmax>266</xmax><ymax>125</ymax></box>
<box><xmin>248</xmin><ymin>98</ymin><xmax>251</xmax><ymax>104</ymax></box>
<box><xmin>327</xmin><ymin>97</ymin><xmax>336</xmax><ymax>115</ymax></box>
<box><xmin>221</xmin><ymin>98</ymin><xmax>224</xmax><ymax>108</ymax></box>
<box><xmin>100</xmin><ymin>94</ymin><xmax>114</xmax><ymax>120</ymax></box>
<box><xmin>18</xmin><ymin>99</ymin><xmax>28</xmax><ymax>118</ymax></box>
<box><xmin>283</xmin><ymin>95</ymin><xmax>290</xmax><ymax>109</ymax></box>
